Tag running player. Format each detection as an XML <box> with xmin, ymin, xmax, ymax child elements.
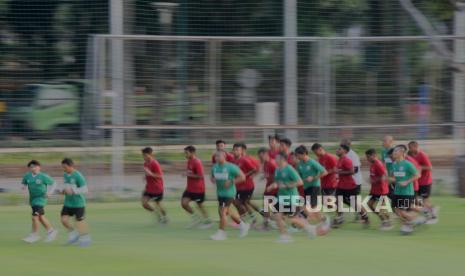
<box><xmin>295</xmin><ymin>145</ymin><xmax>330</xmax><ymax>227</ymax></box>
<box><xmin>340</xmin><ymin>138</ymin><xmax>363</xmax><ymax>191</ymax></box>
<box><xmin>333</xmin><ymin>145</ymin><xmax>369</xmax><ymax>228</ymax></box>
<box><xmin>279</xmin><ymin>137</ymin><xmax>304</xmax><ymax>198</ymax></box>
<box><xmin>181</xmin><ymin>146</ymin><xmax>212</xmax><ymax>229</ymax></box>
<box><xmin>258</xmin><ymin>147</ymin><xmax>278</xmax><ymax>230</ymax></box>
<box><xmin>232</xmin><ymin>143</ymin><xmax>260</xmax><ymax>224</ymax></box>
<box><xmin>21</xmin><ymin>160</ymin><xmax>58</xmax><ymax>243</ymax></box>
<box><xmin>141</xmin><ymin>147</ymin><xmax>167</xmax><ymax>224</ymax></box>
<box><xmin>365</xmin><ymin>149</ymin><xmax>392</xmax><ymax>230</ymax></box>
<box><xmin>266</xmin><ymin>152</ymin><xmax>317</xmax><ymax>243</ymax></box>
<box><xmin>311</xmin><ymin>143</ymin><xmax>338</xmax><ymax>196</ymax></box>
<box><xmin>408</xmin><ymin>141</ymin><xmax>438</xmax><ymax>223</ymax></box>
<box><xmin>268</xmin><ymin>134</ymin><xmax>281</xmax><ymax>159</ymax></box>
<box><xmin>381</xmin><ymin>135</ymin><xmax>395</xmax><ymax>198</ymax></box>
<box><xmin>212</xmin><ymin>140</ymin><xmax>235</xmax><ymax>164</ymax></box>
<box><xmin>60</xmin><ymin>158</ymin><xmax>92</xmax><ymax>247</ymax></box>
<box><xmin>210</xmin><ymin>151</ymin><xmax>250</xmax><ymax>240</ymax></box>
<box><xmin>389</xmin><ymin>145</ymin><xmax>425</xmax><ymax>234</ymax></box>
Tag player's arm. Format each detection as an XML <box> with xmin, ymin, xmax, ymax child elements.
<box><xmin>67</xmin><ymin>175</ymin><xmax>88</xmax><ymax>195</ymax></box>
<box><xmin>186</xmin><ymin>160</ymin><xmax>204</xmax><ymax>179</ymax></box>
<box><xmin>287</xmin><ymin>169</ymin><xmax>303</xmax><ymax>188</ymax></box>
<box><xmin>233</xmin><ymin>170</ymin><xmax>246</xmax><ymax>185</ymax></box>
<box><xmin>144</xmin><ymin>167</ymin><xmax>162</xmax><ymax>178</ymax></box>
<box><xmin>399</xmin><ymin>165</ymin><xmax>420</xmax><ymax>187</ymax></box>
<box><xmin>338</xmin><ymin>166</ymin><xmax>354</xmax><ymax>175</ymax></box>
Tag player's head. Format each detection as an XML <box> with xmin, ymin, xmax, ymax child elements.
<box><xmin>215</xmin><ymin>140</ymin><xmax>226</xmax><ymax>151</ymax></box>
<box><xmin>311</xmin><ymin>143</ymin><xmax>325</xmax><ymax>157</ymax></box>
<box><xmin>340</xmin><ymin>138</ymin><xmax>352</xmax><ymax>148</ymax></box>
<box><xmin>257</xmin><ymin>147</ymin><xmax>270</xmax><ymax>163</ymax></box>
<box><xmin>279</xmin><ymin>138</ymin><xmax>292</xmax><ymax>152</ymax></box>
<box><xmin>336</xmin><ymin>144</ymin><xmax>350</xmax><ymax>157</ymax></box>
<box><xmin>365</xmin><ymin>148</ymin><xmax>377</xmax><ymax>163</ymax></box>
<box><xmin>387</xmin><ymin>148</ymin><xmax>395</xmax><ymax>159</ymax></box>
<box><xmin>141</xmin><ymin>147</ymin><xmax>153</xmax><ymax>162</ymax></box>
<box><xmin>294</xmin><ymin>145</ymin><xmax>309</xmax><ymax>161</ymax></box>
<box><xmin>268</xmin><ymin>134</ymin><xmax>280</xmax><ymax>149</ymax></box>
<box><xmin>275</xmin><ymin>152</ymin><xmax>288</xmax><ymax>167</ymax></box>
<box><xmin>61</xmin><ymin>158</ymin><xmax>74</xmax><ymax>173</ymax></box>
<box><xmin>184</xmin><ymin>145</ymin><xmax>196</xmax><ymax>159</ymax></box>
<box><xmin>408</xmin><ymin>141</ymin><xmax>419</xmax><ymax>155</ymax></box>
<box><xmin>27</xmin><ymin>160</ymin><xmax>41</xmax><ymax>174</ymax></box>
<box><xmin>232</xmin><ymin>142</ymin><xmax>246</xmax><ymax>158</ymax></box>
<box><xmin>383</xmin><ymin>135</ymin><xmax>394</xmax><ymax>148</ymax></box>
<box><xmin>393</xmin><ymin>145</ymin><xmax>407</xmax><ymax>160</ymax></box>
<box><xmin>215</xmin><ymin>150</ymin><xmax>226</xmax><ymax>164</ymax></box>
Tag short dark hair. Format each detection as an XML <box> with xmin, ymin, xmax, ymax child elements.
<box><xmin>215</xmin><ymin>140</ymin><xmax>226</xmax><ymax>145</ymax></box>
<box><xmin>280</xmin><ymin>138</ymin><xmax>292</xmax><ymax>147</ymax></box>
<box><xmin>408</xmin><ymin>141</ymin><xmax>418</xmax><ymax>146</ymax></box>
<box><xmin>141</xmin><ymin>147</ymin><xmax>153</xmax><ymax>155</ymax></box>
<box><xmin>339</xmin><ymin>144</ymin><xmax>350</xmax><ymax>153</ymax></box>
<box><xmin>233</xmin><ymin>142</ymin><xmax>247</xmax><ymax>150</ymax></box>
<box><xmin>27</xmin><ymin>160</ymin><xmax>41</xmax><ymax>167</ymax></box>
<box><xmin>257</xmin><ymin>147</ymin><xmax>269</xmax><ymax>155</ymax></box>
<box><xmin>340</xmin><ymin>138</ymin><xmax>352</xmax><ymax>147</ymax></box>
<box><xmin>387</xmin><ymin>148</ymin><xmax>395</xmax><ymax>156</ymax></box>
<box><xmin>61</xmin><ymin>158</ymin><xmax>74</xmax><ymax>166</ymax></box>
<box><xmin>365</xmin><ymin>148</ymin><xmax>376</xmax><ymax>156</ymax></box>
<box><xmin>277</xmin><ymin>152</ymin><xmax>288</xmax><ymax>160</ymax></box>
<box><xmin>311</xmin><ymin>143</ymin><xmax>322</xmax><ymax>151</ymax></box>
<box><xmin>184</xmin><ymin>145</ymin><xmax>196</xmax><ymax>153</ymax></box>
<box><xmin>396</xmin><ymin>144</ymin><xmax>408</xmax><ymax>151</ymax></box>
<box><xmin>294</xmin><ymin>145</ymin><xmax>308</xmax><ymax>155</ymax></box>
<box><xmin>268</xmin><ymin>134</ymin><xmax>280</xmax><ymax>141</ymax></box>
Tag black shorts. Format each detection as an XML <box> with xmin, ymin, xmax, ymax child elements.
<box><xmin>392</xmin><ymin>195</ymin><xmax>415</xmax><ymax>210</ymax></box>
<box><xmin>61</xmin><ymin>206</ymin><xmax>85</xmax><ymax>221</ymax></box>
<box><xmin>31</xmin><ymin>206</ymin><xmax>45</xmax><ymax>216</ymax></box>
<box><xmin>182</xmin><ymin>191</ymin><xmax>205</xmax><ymax>203</ymax></box>
<box><xmin>354</xmin><ymin>185</ymin><xmax>361</xmax><ymax>195</ymax></box>
<box><xmin>336</xmin><ymin>188</ymin><xmax>359</xmax><ymax>205</ymax></box>
<box><xmin>276</xmin><ymin>196</ymin><xmax>302</xmax><ymax>216</ymax></box>
<box><xmin>143</xmin><ymin>192</ymin><xmax>164</xmax><ymax>202</ymax></box>
<box><xmin>369</xmin><ymin>194</ymin><xmax>388</xmax><ymax>201</ymax></box>
<box><xmin>418</xmin><ymin>185</ymin><xmax>432</xmax><ymax>199</ymax></box>
<box><xmin>304</xmin><ymin>186</ymin><xmax>321</xmax><ymax>208</ymax></box>
<box><xmin>236</xmin><ymin>189</ymin><xmax>254</xmax><ymax>202</ymax></box>
<box><xmin>321</xmin><ymin>188</ymin><xmax>336</xmax><ymax>196</ymax></box>
<box><xmin>218</xmin><ymin>197</ymin><xmax>234</xmax><ymax>208</ymax></box>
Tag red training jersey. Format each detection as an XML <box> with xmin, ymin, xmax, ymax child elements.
<box><xmin>411</xmin><ymin>151</ymin><xmax>432</xmax><ymax>186</ymax></box>
<box><xmin>233</xmin><ymin>156</ymin><xmax>259</xmax><ymax>191</ymax></box>
<box><xmin>318</xmin><ymin>153</ymin><xmax>338</xmax><ymax>189</ymax></box>
<box><xmin>268</xmin><ymin>148</ymin><xmax>279</xmax><ymax>160</ymax></box>
<box><xmin>405</xmin><ymin>155</ymin><xmax>421</xmax><ymax>192</ymax></box>
<box><xmin>337</xmin><ymin>156</ymin><xmax>357</xmax><ymax>190</ymax></box>
<box><xmin>186</xmin><ymin>157</ymin><xmax>205</xmax><ymax>194</ymax></box>
<box><xmin>369</xmin><ymin>159</ymin><xmax>389</xmax><ymax>195</ymax></box>
<box><xmin>263</xmin><ymin>159</ymin><xmax>278</xmax><ymax>196</ymax></box>
<box><xmin>211</xmin><ymin>151</ymin><xmax>235</xmax><ymax>164</ymax></box>
<box><xmin>144</xmin><ymin>159</ymin><xmax>164</xmax><ymax>194</ymax></box>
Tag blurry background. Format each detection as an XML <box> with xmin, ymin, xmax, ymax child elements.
<box><xmin>0</xmin><ymin>0</ymin><xmax>464</xmax><ymax>199</ymax></box>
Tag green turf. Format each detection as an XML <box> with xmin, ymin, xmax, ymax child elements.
<box><xmin>1</xmin><ymin>197</ymin><xmax>464</xmax><ymax>276</ymax></box>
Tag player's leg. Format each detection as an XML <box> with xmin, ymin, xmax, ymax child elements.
<box><xmin>228</xmin><ymin>203</ymin><xmax>250</xmax><ymax>238</ymax></box>
<box><xmin>181</xmin><ymin>193</ymin><xmax>198</xmax><ymax>228</ymax></box>
<box><xmin>61</xmin><ymin>208</ymin><xmax>79</xmax><ymax>245</ymax></box>
<box><xmin>23</xmin><ymin>207</ymin><xmax>42</xmax><ymax>243</ymax></box>
<box><xmin>210</xmin><ymin>199</ymin><xmax>229</xmax><ymax>240</ymax></box>
<box><xmin>419</xmin><ymin>185</ymin><xmax>438</xmax><ymax>224</ymax></box>
<box><xmin>195</xmin><ymin>195</ymin><xmax>213</xmax><ymax>229</ymax></box>
<box><xmin>38</xmin><ymin>213</ymin><xmax>58</xmax><ymax>243</ymax></box>
<box><xmin>74</xmin><ymin>208</ymin><xmax>91</xmax><ymax>247</ymax></box>
<box><xmin>141</xmin><ymin>195</ymin><xmax>155</xmax><ymax>212</ymax></box>
<box><xmin>274</xmin><ymin>212</ymin><xmax>293</xmax><ymax>243</ymax></box>
<box><xmin>154</xmin><ymin>197</ymin><xmax>168</xmax><ymax>224</ymax></box>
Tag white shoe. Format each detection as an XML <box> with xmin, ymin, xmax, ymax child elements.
<box><xmin>304</xmin><ymin>225</ymin><xmax>316</xmax><ymax>239</ymax></box>
<box><xmin>288</xmin><ymin>226</ymin><xmax>301</xmax><ymax>233</ymax></box>
<box><xmin>23</xmin><ymin>233</ymin><xmax>40</xmax><ymax>243</ymax></box>
<box><xmin>269</xmin><ymin>220</ymin><xmax>278</xmax><ymax>230</ymax></box>
<box><xmin>66</xmin><ymin>230</ymin><xmax>79</xmax><ymax>245</ymax></box>
<box><xmin>210</xmin><ymin>230</ymin><xmax>227</xmax><ymax>241</ymax></box>
<box><xmin>379</xmin><ymin>221</ymin><xmax>394</xmax><ymax>231</ymax></box>
<box><xmin>410</xmin><ymin>216</ymin><xmax>427</xmax><ymax>226</ymax></box>
<box><xmin>186</xmin><ymin>218</ymin><xmax>201</xmax><ymax>229</ymax></box>
<box><xmin>276</xmin><ymin>234</ymin><xmax>293</xmax><ymax>243</ymax></box>
<box><xmin>239</xmin><ymin>222</ymin><xmax>250</xmax><ymax>238</ymax></box>
<box><xmin>197</xmin><ymin>220</ymin><xmax>213</xmax><ymax>230</ymax></box>
<box><xmin>44</xmin><ymin>229</ymin><xmax>58</xmax><ymax>243</ymax></box>
<box><xmin>400</xmin><ymin>224</ymin><xmax>414</xmax><ymax>235</ymax></box>
<box><xmin>79</xmin><ymin>234</ymin><xmax>92</xmax><ymax>247</ymax></box>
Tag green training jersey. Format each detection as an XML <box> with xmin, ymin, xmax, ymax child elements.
<box><xmin>211</xmin><ymin>162</ymin><xmax>241</xmax><ymax>199</ymax></box>
<box><xmin>297</xmin><ymin>158</ymin><xmax>325</xmax><ymax>189</ymax></box>
<box><xmin>392</xmin><ymin>159</ymin><xmax>418</xmax><ymax>196</ymax></box>
<box><xmin>275</xmin><ymin>164</ymin><xmax>301</xmax><ymax>204</ymax></box>
<box><xmin>381</xmin><ymin>147</ymin><xmax>394</xmax><ymax>175</ymax></box>
<box><xmin>63</xmin><ymin>170</ymin><xmax>87</xmax><ymax>208</ymax></box>
<box><xmin>21</xmin><ymin>172</ymin><xmax>55</xmax><ymax>207</ymax></box>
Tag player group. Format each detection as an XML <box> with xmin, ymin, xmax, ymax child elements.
<box><xmin>19</xmin><ymin>135</ymin><xmax>438</xmax><ymax>245</ymax></box>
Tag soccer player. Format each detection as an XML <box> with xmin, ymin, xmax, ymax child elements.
<box><xmin>279</xmin><ymin>138</ymin><xmax>297</xmax><ymax>167</ymax></box>
<box><xmin>182</xmin><ymin>146</ymin><xmax>212</xmax><ymax>229</ymax></box>
<box><xmin>311</xmin><ymin>143</ymin><xmax>338</xmax><ymax>196</ymax></box>
<box><xmin>267</xmin><ymin>153</ymin><xmax>317</xmax><ymax>243</ymax></box>
<box><xmin>295</xmin><ymin>145</ymin><xmax>330</xmax><ymax>226</ymax></box>
<box><xmin>268</xmin><ymin>134</ymin><xmax>281</xmax><ymax>159</ymax></box>
<box><xmin>389</xmin><ymin>146</ymin><xmax>425</xmax><ymax>234</ymax></box>
<box><xmin>210</xmin><ymin>151</ymin><xmax>250</xmax><ymax>240</ymax></box>
<box><xmin>340</xmin><ymin>138</ymin><xmax>363</xmax><ymax>189</ymax></box>
<box><xmin>21</xmin><ymin>160</ymin><xmax>58</xmax><ymax>243</ymax></box>
<box><xmin>232</xmin><ymin>143</ymin><xmax>260</xmax><ymax>224</ymax></box>
<box><xmin>381</xmin><ymin>135</ymin><xmax>395</xmax><ymax>198</ymax></box>
<box><xmin>365</xmin><ymin>149</ymin><xmax>392</xmax><ymax>230</ymax></box>
<box><xmin>60</xmin><ymin>158</ymin><xmax>92</xmax><ymax>247</ymax></box>
<box><xmin>408</xmin><ymin>141</ymin><xmax>438</xmax><ymax>223</ymax></box>
<box><xmin>333</xmin><ymin>145</ymin><xmax>369</xmax><ymax>227</ymax></box>
<box><xmin>141</xmin><ymin>147</ymin><xmax>167</xmax><ymax>224</ymax></box>
<box><xmin>258</xmin><ymin>147</ymin><xmax>278</xmax><ymax>230</ymax></box>
<box><xmin>211</xmin><ymin>139</ymin><xmax>235</xmax><ymax>164</ymax></box>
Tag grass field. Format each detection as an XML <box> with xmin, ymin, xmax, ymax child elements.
<box><xmin>1</xmin><ymin>197</ymin><xmax>465</xmax><ymax>276</ymax></box>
